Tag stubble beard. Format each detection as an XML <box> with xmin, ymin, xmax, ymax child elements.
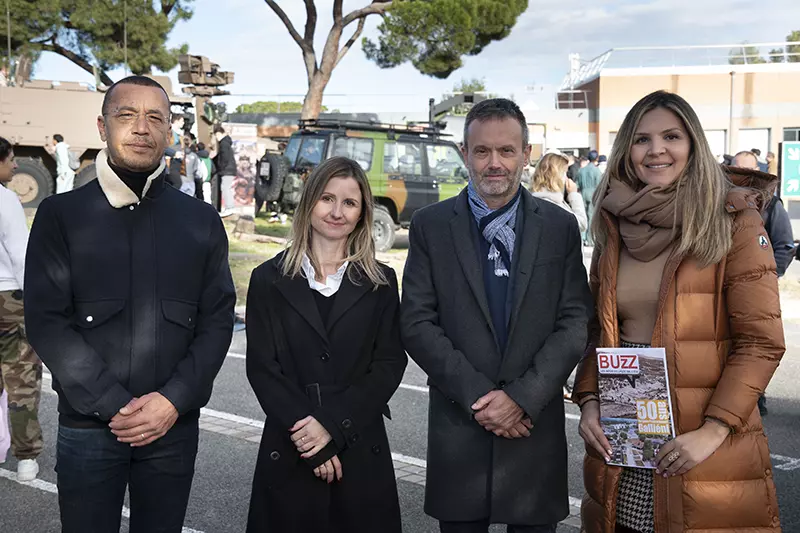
<box><xmin>470</xmin><ymin>164</ymin><xmax>523</xmax><ymax>204</ymax></box>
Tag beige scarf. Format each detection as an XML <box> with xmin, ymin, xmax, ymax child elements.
<box><xmin>601</xmin><ymin>179</ymin><xmax>681</xmax><ymax>262</ymax></box>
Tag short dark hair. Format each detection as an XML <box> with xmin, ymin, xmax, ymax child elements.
<box><xmin>751</xmin><ymin>148</ymin><xmax>761</xmax><ymax>157</ymax></box>
<box><xmin>587</xmin><ymin>150</ymin><xmax>599</xmax><ymax>162</ymax></box>
<box><xmin>213</xmin><ymin>124</ymin><xmax>226</xmax><ymax>135</ymax></box>
<box><xmin>463</xmin><ymin>98</ymin><xmax>528</xmax><ymax>148</ymax></box>
<box><xmin>53</xmin><ymin>134</ymin><xmax>64</xmax><ymax>143</ymax></box>
<box><xmin>102</xmin><ymin>75</ymin><xmax>170</xmax><ymax>116</ymax></box>
<box><xmin>0</xmin><ymin>136</ymin><xmax>12</xmax><ymax>162</ymax></box>
<box><xmin>197</xmin><ymin>142</ymin><xmax>206</xmax><ymax>151</ymax></box>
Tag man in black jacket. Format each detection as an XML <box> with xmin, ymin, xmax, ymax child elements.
<box><xmin>732</xmin><ymin>151</ymin><xmax>793</xmax><ymax>416</ymax></box>
<box><xmin>213</xmin><ymin>124</ymin><xmax>237</xmax><ymax>217</ymax></box>
<box><xmin>24</xmin><ymin>76</ymin><xmax>236</xmax><ymax>533</ymax></box>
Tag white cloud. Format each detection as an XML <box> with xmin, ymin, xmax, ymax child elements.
<box><xmin>33</xmin><ymin>0</ymin><xmax>800</xmax><ymax>114</ymax></box>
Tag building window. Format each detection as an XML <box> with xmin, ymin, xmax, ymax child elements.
<box><xmin>784</xmin><ymin>128</ymin><xmax>800</xmax><ymax>142</ymax></box>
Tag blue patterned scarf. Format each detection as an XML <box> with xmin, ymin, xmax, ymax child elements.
<box><xmin>467</xmin><ymin>181</ymin><xmax>521</xmax><ymax>277</ymax></box>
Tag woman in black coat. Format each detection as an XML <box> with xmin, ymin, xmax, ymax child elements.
<box><xmin>245</xmin><ymin>157</ymin><xmax>407</xmax><ymax>533</ymax></box>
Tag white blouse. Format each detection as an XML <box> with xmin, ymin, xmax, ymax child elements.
<box><xmin>301</xmin><ymin>254</ymin><xmax>349</xmax><ymax>297</ymax></box>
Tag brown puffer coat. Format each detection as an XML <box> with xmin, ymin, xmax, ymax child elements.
<box><xmin>573</xmin><ymin>167</ymin><xmax>785</xmax><ymax>533</ymax></box>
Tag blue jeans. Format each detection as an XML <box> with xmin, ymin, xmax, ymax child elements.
<box><xmin>56</xmin><ymin>420</ymin><xmax>198</xmax><ymax>533</ymax></box>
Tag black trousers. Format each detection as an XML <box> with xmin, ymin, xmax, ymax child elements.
<box><xmin>439</xmin><ymin>519</ymin><xmax>557</xmax><ymax>533</ymax></box>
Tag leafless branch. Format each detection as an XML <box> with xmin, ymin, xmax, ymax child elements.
<box><xmin>264</xmin><ymin>0</ymin><xmax>308</xmax><ymax>51</ymax></box>
<box><xmin>303</xmin><ymin>0</ymin><xmax>317</xmax><ymax>44</ymax></box>
<box><xmin>335</xmin><ymin>17</ymin><xmax>366</xmax><ymax>68</ymax></box>
<box><xmin>333</xmin><ymin>0</ymin><xmax>344</xmax><ymax>24</ymax></box>
<box><xmin>342</xmin><ymin>0</ymin><xmax>392</xmax><ymax>27</ymax></box>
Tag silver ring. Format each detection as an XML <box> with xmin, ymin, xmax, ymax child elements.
<box><xmin>301</xmin><ymin>436</ymin><xmax>306</xmax><ymax>443</ymax></box>
<box><xmin>667</xmin><ymin>451</ymin><xmax>680</xmax><ymax>463</ymax></box>
<box><xmin>141</xmin><ymin>433</ymin><xmax>145</xmax><ymax>440</ymax></box>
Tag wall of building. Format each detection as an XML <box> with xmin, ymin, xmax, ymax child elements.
<box><xmin>573</xmin><ymin>64</ymin><xmax>800</xmax><ymax>158</ymax></box>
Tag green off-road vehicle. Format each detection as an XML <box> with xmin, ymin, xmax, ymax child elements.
<box><xmin>256</xmin><ymin>119</ymin><xmax>469</xmax><ymax>252</ymax></box>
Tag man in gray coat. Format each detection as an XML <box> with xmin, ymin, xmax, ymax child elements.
<box><xmin>401</xmin><ymin>99</ymin><xmax>592</xmax><ymax>532</ymax></box>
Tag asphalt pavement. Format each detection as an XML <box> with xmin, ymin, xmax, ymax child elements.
<box><xmin>3</xmin><ymin>250</ymin><xmax>800</xmax><ymax>532</ymax></box>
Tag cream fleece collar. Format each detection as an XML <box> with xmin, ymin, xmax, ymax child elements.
<box><xmin>96</xmin><ymin>149</ymin><xmax>166</xmax><ymax>208</ymax></box>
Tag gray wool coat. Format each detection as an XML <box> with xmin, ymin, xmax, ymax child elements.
<box><xmin>400</xmin><ymin>187</ymin><xmax>592</xmax><ymax>525</ymax></box>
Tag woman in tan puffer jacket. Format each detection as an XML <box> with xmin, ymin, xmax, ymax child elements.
<box><xmin>572</xmin><ymin>90</ymin><xmax>785</xmax><ymax>533</ymax></box>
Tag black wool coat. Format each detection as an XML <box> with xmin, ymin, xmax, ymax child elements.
<box><xmin>400</xmin><ymin>187</ymin><xmax>593</xmax><ymax>525</ymax></box>
<box><xmin>24</xmin><ymin>170</ymin><xmax>235</xmax><ymax>424</ymax></box>
<box><xmin>245</xmin><ymin>254</ymin><xmax>407</xmax><ymax>533</ymax></box>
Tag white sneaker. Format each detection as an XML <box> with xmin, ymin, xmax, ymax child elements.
<box><xmin>17</xmin><ymin>459</ymin><xmax>39</xmax><ymax>482</ymax></box>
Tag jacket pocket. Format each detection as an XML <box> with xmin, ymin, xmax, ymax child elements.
<box><xmin>74</xmin><ymin>299</ymin><xmax>126</xmax><ymax>329</ymax></box>
<box><xmin>162</xmin><ymin>299</ymin><xmax>198</xmax><ymax>330</ymax></box>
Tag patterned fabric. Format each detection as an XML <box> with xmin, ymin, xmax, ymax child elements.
<box><xmin>616</xmin><ymin>340</ymin><xmax>654</xmax><ymax>533</ymax></box>
<box><xmin>0</xmin><ymin>290</ymin><xmax>43</xmax><ymax>460</ymax></box>
<box><xmin>467</xmin><ymin>181</ymin><xmax>521</xmax><ymax>277</ymax></box>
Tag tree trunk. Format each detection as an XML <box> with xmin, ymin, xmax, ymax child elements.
<box><xmin>14</xmin><ymin>54</ymin><xmax>34</xmax><ymax>85</ymax></box>
<box><xmin>301</xmin><ymin>70</ymin><xmax>332</xmax><ymax>120</ymax></box>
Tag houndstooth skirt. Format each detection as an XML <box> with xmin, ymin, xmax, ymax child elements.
<box><xmin>616</xmin><ymin>341</ymin><xmax>655</xmax><ymax>533</ymax></box>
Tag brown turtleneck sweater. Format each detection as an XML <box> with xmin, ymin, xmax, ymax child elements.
<box><xmin>617</xmin><ymin>243</ymin><xmax>674</xmax><ymax>345</ymax></box>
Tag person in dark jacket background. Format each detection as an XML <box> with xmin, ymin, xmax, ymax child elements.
<box><xmin>213</xmin><ymin>124</ymin><xmax>237</xmax><ymax>217</ymax></box>
<box><xmin>245</xmin><ymin>157</ymin><xmax>406</xmax><ymax>533</ymax></box>
<box><xmin>24</xmin><ymin>76</ymin><xmax>236</xmax><ymax>533</ymax></box>
<box><xmin>731</xmin><ymin>150</ymin><xmax>793</xmax><ymax>416</ymax></box>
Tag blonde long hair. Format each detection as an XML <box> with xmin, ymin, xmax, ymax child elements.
<box><xmin>591</xmin><ymin>90</ymin><xmax>732</xmax><ymax>267</ymax></box>
<box><xmin>281</xmin><ymin>157</ymin><xmax>388</xmax><ymax>288</ymax></box>
<box><xmin>531</xmin><ymin>153</ymin><xmax>570</xmax><ymax>193</ymax></box>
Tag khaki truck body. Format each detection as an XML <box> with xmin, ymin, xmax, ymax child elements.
<box><xmin>3</xmin><ymin>56</ymin><xmax>230</xmax><ymax>208</ymax></box>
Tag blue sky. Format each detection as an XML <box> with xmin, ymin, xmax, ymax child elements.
<box><xmin>34</xmin><ymin>0</ymin><xmax>800</xmax><ymax>114</ymax></box>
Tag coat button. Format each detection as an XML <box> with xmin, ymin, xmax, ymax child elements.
<box><xmin>269</xmin><ymin>451</ymin><xmax>280</xmax><ymax>461</ymax></box>
<box><xmin>349</xmin><ymin>433</ymin><xmax>360</xmax><ymax>444</ymax></box>
<box><xmin>766</xmin><ymin>468</ymin><xmax>772</xmax><ymax>476</ymax></box>
<box><xmin>498</xmin><ymin>380</ymin><xmax>506</xmax><ymax>389</ymax></box>
<box><xmin>129</xmin><ymin>205</ymin><xmax>135</xmax><ymax>211</ymax></box>
<box><xmin>372</xmin><ymin>445</ymin><xmax>381</xmax><ymax>455</ymax></box>
<box><xmin>320</xmin><ymin>352</ymin><xmax>330</xmax><ymax>362</ymax></box>
<box><xmin>341</xmin><ymin>419</ymin><xmax>352</xmax><ymax>429</ymax></box>
<box><xmin>86</xmin><ymin>315</ymin><xmax>94</xmax><ymax>323</ymax></box>
<box><xmin>93</xmin><ymin>412</ymin><xmax>100</xmax><ymax>417</ymax></box>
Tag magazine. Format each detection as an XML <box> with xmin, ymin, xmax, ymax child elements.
<box><xmin>596</xmin><ymin>347</ymin><xmax>676</xmax><ymax>469</ymax></box>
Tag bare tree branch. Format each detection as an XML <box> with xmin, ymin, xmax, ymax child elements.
<box><xmin>342</xmin><ymin>0</ymin><xmax>392</xmax><ymax>27</ymax></box>
<box><xmin>264</xmin><ymin>0</ymin><xmax>308</xmax><ymax>51</ymax></box>
<box><xmin>303</xmin><ymin>0</ymin><xmax>317</xmax><ymax>44</ymax></box>
<box><xmin>39</xmin><ymin>42</ymin><xmax>114</xmax><ymax>86</ymax></box>
<box><xmin>333</xmin><ymin>0</ymin><xmax>344</xmax><ymax>24</ymax></box>
<box><xmin>335</xmin><ymin>16</ymin><xmax>366</xmax><ymax>69</ymax></box>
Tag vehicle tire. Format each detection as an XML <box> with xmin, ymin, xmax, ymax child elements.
<box><xmin>73</xmin><ymin>163</ymin><xmax>97</xmax><ymax>189</ymax></box>
<box><xmin>256</xmin><ymin>152</ymin><xmax>288</xmax><ymax>202</ymax></box>
<box><xmin>373</xmin><ymin>205</ymin><xmax>396</xmax><ymax>253</ymax></box>
<box><xmin>8</xmin><ymin>157</ymin><xmax>53</xmax><ymax>208</ymax></box>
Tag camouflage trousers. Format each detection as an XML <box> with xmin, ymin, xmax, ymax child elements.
<box><xmin>0</xmin><ymin>290</ymin><xmax>43</xmax><ymax>460</ymax></box>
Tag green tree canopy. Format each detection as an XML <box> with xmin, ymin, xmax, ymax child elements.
<box><xmin>728</xmin><ymin>44</ymin><xmax>767</xmax><ymax>65</ymax></box>
<box><xmin>767</xmin><ymin>30</ymin><xmax>800</xmax><ymax>63</ymax></box>
<box><xmin>0</xmin><ymin>0</ymin><xmax>192</xmax><ymax>86</ymax></box>
<box><xmin>235</xmin><ymin>101</ymin><xmax>328</xmax><ymax>114</ymax></box>
<box><xmin>363</xmin><ymin>0</ymin><xmax>528</xmax><ymax>79</ymax></box>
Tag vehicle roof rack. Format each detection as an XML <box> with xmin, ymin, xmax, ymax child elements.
<box><xmin>298</xmin><ymin>118</ymin><xmax>450</xmax><ymax>137</ymax></box>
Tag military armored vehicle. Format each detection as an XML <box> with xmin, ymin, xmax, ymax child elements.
<box><xmin>2</xmin><ymin>54</ymin><xmax>232</xmax><ymax>207</ymax></box>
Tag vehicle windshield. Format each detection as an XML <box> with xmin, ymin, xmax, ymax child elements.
<box><xmin>283</xmin><ymin>135</ymin><xmax>302</xmax><ymax>166</ymax></box>
<box><xmin>296</xmin><ymin>137</ymin><xmax>326</xmax><ymax>168</ymax></box>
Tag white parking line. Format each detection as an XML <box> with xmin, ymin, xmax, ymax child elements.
<box><xmin>0</xmin><ymin>467</ymin><xmax>204</xmax><ymax>533</ymax></box>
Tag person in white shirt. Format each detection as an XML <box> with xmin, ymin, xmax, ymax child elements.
<box><xmin>0</xmin><ymin>136</ymin><xmax>43</xmax><ymax>481</ymax></box>
<box><xmin>52</xmin><ymin>134</ymin><xmax>75</xmax><ymax>193</ymax></box>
